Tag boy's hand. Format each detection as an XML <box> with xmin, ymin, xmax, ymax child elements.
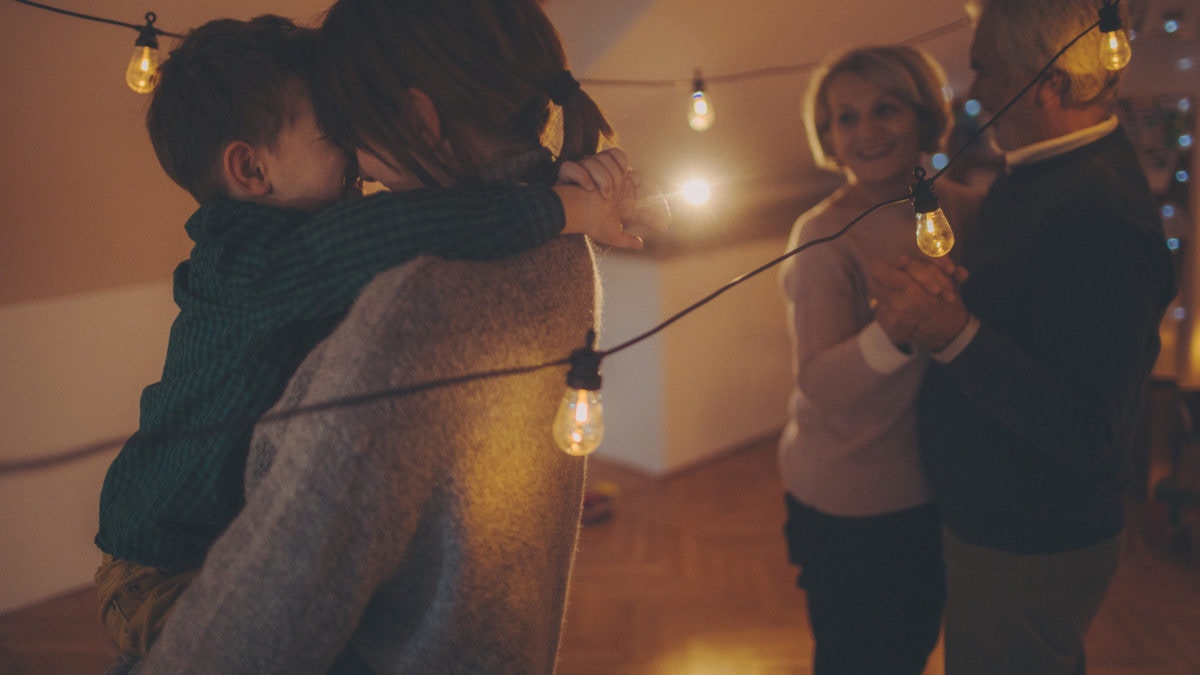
<box><xmin>554</xmin><ymin>184</ymin><xmax>644</xmax><ymax>249</ymax></box>
<box><xmin>620</xmin><ymin>170</ymin><xmax>671</xmax><ymax>238</ymax></box>
<box><xmin>558</xmin><ymin>148</ymin><xmax>629</xmax><ymax>197</ymax></box>
<box><xmin>556</xmin><ymin>148</ymin><xmax>671</xmax><ymax>249</ymax></box>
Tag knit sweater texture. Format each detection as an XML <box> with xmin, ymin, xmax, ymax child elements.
<box><xmin>777</xmin><ymin>181</ymin><xmax>977</xmax><ymax>516</ymax></box>
<box><xmin>137</xmin><ymin>234</ymin><xmax>598</xmax><ymax>674</ymax></box>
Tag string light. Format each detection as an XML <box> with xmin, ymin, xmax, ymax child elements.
<box><xmin>1097</xmin><ymin>0</ymin><xmax>1132</xmax><ymax>71</ymax></box>
<box><xmin>125</xmin><ymin>13</ymin><xmax>160</xmax><ymax>94</ymax></box>
<box><xmin>553</xmin><ymin>331</ymin><xmax>605</xmax><ymax>456</ymax></box>
<box><xmin>680</xmin><ymin>178</ymin><xmax>712</xmax><ymax>205</ymax></box>
<box><xmin>2</xmin><ymin>4</ymin><xmax>1135</xmax><ymax>466</ymax></box>
<box><xmin>688</xmin><ymin>71</ymin><xmax>715</xmax><ymax>131</ymax></box>
<box><xmin>12</xmin><ymin>0</ymin><xmax>181</xmax><ymax>93</ymax></box>
<box><xmin>911</xmin><ymin>168</ymin><xmax>955</xmax><ymax>257</ymax></box>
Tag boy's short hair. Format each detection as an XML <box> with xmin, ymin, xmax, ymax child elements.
<box><xmin>147</xmin><ymin>15</ymin><xmax>318</xmax><ymax>203</ymax></box>
<box><xmin>804</xmin><ymin>45</ymin><xmax>951</xmax><ymax>172</ymax></box>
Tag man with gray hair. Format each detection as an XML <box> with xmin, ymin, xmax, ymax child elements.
<box><xmin>870</xmin><ymin>0</ymin><xmax>1176</xmax><ymax>672</ymax></box>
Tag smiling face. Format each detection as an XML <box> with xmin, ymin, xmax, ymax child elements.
<box><xmin>823</xmin><ymin>72</ymin><xmax>923</xmax><ymax>191</ymax></box>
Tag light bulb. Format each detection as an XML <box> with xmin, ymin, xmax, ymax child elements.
<box><xmin>1099</xmin><ymin>29</ymin><xmax>1132</xmax><ymax>70</ymax></box>
<box><xmin>553</xmin><ymin>330</ymin><xmax>605</xmax><ymax>456</ymax></box>
<box><xmin>1097</xmin><ymin>0</ymin><xmax>1132</xmax><ymax>71</ymax></box>
<box><xmin>126</xmin><ymin>13</ymin><xmax>161</xmax><ymax>94</ymax></box>
<box><xmin>910</xmin><ymin>167</ymin><xmax>955</xmax><ymax>258</ymax></box>
<box><xmin>681</xmin><ymin>178</ymin><xmax>711</xmax><ymax>205</ymax></box>
<box><xmin>915</xmin><ymin>208</ymin><xmax>955</xmax><ymax>258</ymax></box>
<box><xmin>688</xmin><ymin>71</ymin><xmax>714</xmax><ymax>131</ymax></box>
<box><xmin>125</xmin><ymin>45</ymin><xmax>158</xmax><ymax>94</ymax></box>
<box><xmin>553</xmin><ymin>388</ymin><xmax>604</xmax><ymax>456</ymax></box>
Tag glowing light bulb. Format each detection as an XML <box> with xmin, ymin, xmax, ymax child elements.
<box><xmin>688</xmin><ymin>71</ymin><xmax>714</xmax><ymax>131</ymax></box>
<box><xmin>1099</xmin><ymin>30</ymin><xmax>1132</xmax><ymax>70</ymax></box>
<box><xmin>553</xmin><ymin>388</ymin><xmax>604</xmax><ymax>456</ymax></box>
<box><xmin>910</xmin><ymin>167</ymin><xmax>955</xmax><ymax>258</ymax></box>
<box><xmin>552</xmin><ymin>330</ymin><xmax>605</xmax><ymax>456</ymax></box>
<box><xmin>1097</xmin><ymin>0</ymin><xmax>1132</xmax><ymax>71</ymax></box>
<box><xmin>681</xmin><ymin>178</ymin><xmax>711</xmax><ymax>205</ymax></box>
<box><xmin>915</xmin><ymin>208</ymin><xmax>955</xmax><ymax>258</ymax></box>
<box><xmin>126</xmin><ymin>14</ymin><xmax>161</xmax><ymax>94</ymax></box>
<box><xmin>125</xmin><ymin>45</ymin><xmax>158</xmax><ymax>94</ymax></box>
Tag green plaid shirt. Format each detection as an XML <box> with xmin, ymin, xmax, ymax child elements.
<box><xmin>97</xmin><ymin>183</ymin><xmax>563</xmax><ymax>570</ymax></box>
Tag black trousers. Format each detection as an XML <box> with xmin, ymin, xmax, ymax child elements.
<box><xmin>784</xmin><ymin>494</ymin><xmax>946</xmax><ymax>675</ymax></box>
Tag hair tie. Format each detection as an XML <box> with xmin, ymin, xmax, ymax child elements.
<box><xmin>545</xmin><ymin>70</ymin><xmax>581</xmax><ymax>106</ymax></box>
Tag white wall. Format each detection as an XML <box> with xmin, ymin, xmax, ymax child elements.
<box><xmin>0</xmin><ymin>282</ymin><xmax>175</xmax><ymax>613</ymax></box>
<box><xmin>596</xmin><ymin>233</ymin><xmax>793</xmax><ymax>474</ymax></box>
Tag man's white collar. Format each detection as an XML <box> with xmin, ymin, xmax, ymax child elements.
<box><xmin>1004</xmin><ymin>116</ymin><xmax>1119</xmax><ymax>171</ymax></box>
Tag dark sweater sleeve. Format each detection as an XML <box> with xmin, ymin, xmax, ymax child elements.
<box><xmin>248</xmin><ymin>185</ymin><xmax>565</xmax><ymax>320</ymax></box>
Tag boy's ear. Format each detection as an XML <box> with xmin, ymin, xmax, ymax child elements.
<box><xmin>221</xmin><ymin>141</ymin><xmax>271</xmax><ymax>199</ymax></box>
<box><xmin>407</xmin><ymin>88</ymin><xmax>442</xmax><ymax>144</ymax></box>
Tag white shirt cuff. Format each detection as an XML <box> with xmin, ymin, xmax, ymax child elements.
<box><xmin>859</xmin><ymin>320</ymin><xmax>915</xmax><ymax>374</ymax></box>
<box><xmin>932</xmin><ymin>316</ymin><xmax>980</xmax><ymax>363</ymax></box>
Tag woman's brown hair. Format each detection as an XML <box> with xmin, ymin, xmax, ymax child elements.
<box><xmin>314</xmin><ymin>0</ymin><xmax>614</xmax><ymax>186</ymax></box>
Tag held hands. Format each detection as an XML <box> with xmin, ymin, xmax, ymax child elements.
<box><xmin>869</xmin><ymin>253</ymin><xmax>971</xmax><ymax>353</ymax></box>
<box><xmin>556</xmin><ymin>148</ymin><xmax>671</xmax><ymax>249</ymax></box>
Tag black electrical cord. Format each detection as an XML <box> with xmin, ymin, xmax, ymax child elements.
<box><xmin>11</xmin><ymin>0</ymin><xmax>183</xmax><ymax>38</ymax></box>
<box><xmin>580</xmin><ymin>17</ymin><xmax>971</xmax><ymax>89</ymax></box>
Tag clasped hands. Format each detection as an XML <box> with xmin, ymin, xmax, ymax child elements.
<box><xmin>869</xmin><ymin>253</ymin><xmax>971</xmax><ymax>354</ymax></box>
<box><xmin>559</xmin><ymin>148</ymin><xmax>671</xmax><ymax>249</ymax></box>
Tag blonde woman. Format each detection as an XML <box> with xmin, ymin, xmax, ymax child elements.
<box><xmin>778</xmin><ymin>45</ymin><xmax>978</xmax><ymax>674</ymax></box>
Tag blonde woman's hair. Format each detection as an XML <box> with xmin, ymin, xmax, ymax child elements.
<box><xmin>803</xmin><ymin>45</ymin><xmax>951</xmax><ymax>172</ymax></box>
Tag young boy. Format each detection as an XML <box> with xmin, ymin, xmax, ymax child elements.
<box><xmin>94</xmin><ymin>14</ymin><xmax>639</xmax><ymax>659</ymax></box>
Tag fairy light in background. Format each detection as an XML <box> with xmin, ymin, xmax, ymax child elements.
<box><xmin>125</xmin><ymin>13</ymin><xmax>161</xmax><ymax>93</ymax></box>
<box><xmin>688</xmin><ymin>71</ymin><xmax>715</xmax><ymax>131</ymax></box>
<box><xmin>1097</xmin><ymin>0</ymin><xmax>1132</xmax><ymax>70</ymax></box>
<box><xmin>680</xmin><ymin>179</ymin><xmax>713</xmax><ymax>206</ymax></box>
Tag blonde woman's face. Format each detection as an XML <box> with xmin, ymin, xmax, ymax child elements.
<box><xmin>824</xmin><ymin>72</ymin><xmax>923</xmax><ymax>188</ymax></box>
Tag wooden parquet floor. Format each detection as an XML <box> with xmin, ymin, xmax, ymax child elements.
<box><xmin>3</xmin><ymin>436</ymin><xmax>1199</xmax><ymax>674</ymax></box>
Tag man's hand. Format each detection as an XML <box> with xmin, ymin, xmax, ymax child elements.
<box><xmin>870</xmin><ymin>254</ymin><xmax>971</xmax><ymax>352</ymax></box>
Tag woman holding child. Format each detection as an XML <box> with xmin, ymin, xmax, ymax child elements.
<box><xmin>133</xmin><ymin>0</ymin><xmax>649</xmax><ymax>672</ymax></box>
